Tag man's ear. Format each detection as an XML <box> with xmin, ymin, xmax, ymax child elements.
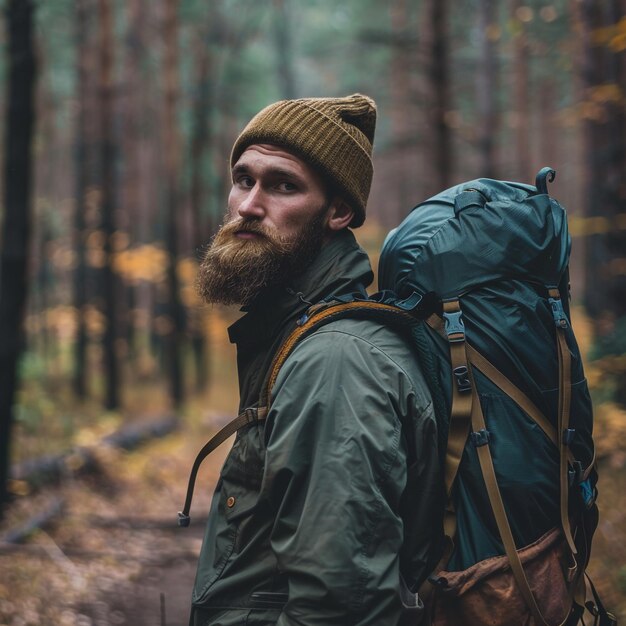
<box><xmin>326</xmin><ymin>199</ymin><xmax>354</xmax><ymax>232</ymax></box>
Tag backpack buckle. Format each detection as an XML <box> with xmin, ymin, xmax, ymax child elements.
<box><xmin>568</xmin><ymin>460</ymin><xmax>582</xmax><ymax>487</ymax></box>
<box><xmin>178</xmin><ymin>511</ymin><xmax>191</xmax><ymax>527</ymax></box>
<box><xmin>453</xmin><ymin>366</ymin><xmax>471</xmax><ymax>393</ymax></box>
<box><xmin>443</xmin><ymin>310</ymin><xmax>465</xmax><ymax>342</ymax></box>
<box><xmin>562</xmin><ymin>428</ymin><xmax>576</xmax><ymax>446</ymax></box>
<box><xmin>548</xmin><ymin>296</ymin><xmax>569</xmax><ymax>329</ymax></box>
<box><xmin>470</xmin><ymin>429</ymin><xmax>490</xmax><ymax>447</ymax></box>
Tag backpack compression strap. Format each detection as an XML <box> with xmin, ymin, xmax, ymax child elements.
<box><xmin>548</xmin><ymin>287</ymin><xmax>577</xmax><ymax>556</ymax></box>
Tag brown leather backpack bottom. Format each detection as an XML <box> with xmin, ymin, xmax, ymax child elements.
<box><xmin>431</xmin><ymin>528</ymin><xmax>574</xmax><ymax>626</ymax></box>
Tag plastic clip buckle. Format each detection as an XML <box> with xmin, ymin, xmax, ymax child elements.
<box><xmin>470</xmin><ymin>429</ymin><xmax>490</xmax><ymax>447</ymax></box>
<box><xmin>568</xmin><ymin>460</ymin><xmax>582</xmax><ymax>488</ymax></box>
<box><xmin>178</xmin><ymin>512</ymin><xmax>191</xmax><ymax>527</ymax></box>
<box><xmin>453</xmin><ymin>366</ymin><xmax>471</xmax><ymax>393</ymax></box>
<box><xmin>562</xmin><ymin>428</ymin><xmax>576</xmax><ymax>446</ymax></box>
<box><xmin>443</xmin><ymin>310</ymin><xmax>465</xmax><ymax>342</ymax></box>
<box><xmin>548</xmin><ymin>297</ymin><xmax>569</xmax><ymax>329</ymax></box>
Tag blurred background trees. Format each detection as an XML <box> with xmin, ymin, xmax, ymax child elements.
<box><xmin>0</xmin><ymin>0</ymin><xmax>625</xmax><ymax>509</ymax></box>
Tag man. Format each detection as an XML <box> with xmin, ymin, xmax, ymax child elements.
<box><xmin>191</xmin><ymin>94</ymin><xmax>443</xmax><ymax>626</ymax></box>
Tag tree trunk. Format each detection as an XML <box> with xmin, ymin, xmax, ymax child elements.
<box><xmin>389</xmin><ymin>0</ymin><xmax>415</xmax><ymax>217</ymax></box>
<box><xmin>272</xmin><ymin>0</ymin><xmax>296</xmax><ymax>99</ymax></box>
<box><xmin>510</xmin><ymin>0</ymin><xmax>531</xmax><ymax>181</ymax></box>
<box><xmin>581</xmin><ymin>0</ymin><xmax>611</xmax><ymax>319</ymax></box>
<box><xmin>477</xmin><ymin>0</ymin><xmax>499</xmax><ymax>178</ymax></box>
<box><xmin>72</xmin><ymin>0</ymin><xmax>92</xmax><ymax>399</ymax></box>
<box><xmin>162</xmin><ymin>0</ymin><xmax>184</xmax><ymax>408</ymax></box>
<box><xmin>98</xmin><ymin>0</ymin><xmax>119</xmax><ymax>410</ymax></box>
<box><xmin>580</xmin><ymin>0</ymin><xmax>626</xmax><ymax>405</ymax></box>
<box><xmin>190</xmin><ymin>20</ymin><xmax>215</xmax><ymax>247</ymax></box>
<box><xmin>189</xmin><ymin>16</ymin><xmax>218</xmax><ymax>392</ymax></box>
<box><xmin>427</xmin><ymin>0</ymin><xmax>451</xmax><ymax>193</ymax></box>
<box><xmin>0</xmin><ymin>0</ymin><xmax>36</xmax><ymax>511</ymax></box>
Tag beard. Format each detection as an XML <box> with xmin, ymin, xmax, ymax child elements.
<box><xmin>196</xmin><ymin>208</ymin><xmax>328</xmax><ymax>306</ymax></box>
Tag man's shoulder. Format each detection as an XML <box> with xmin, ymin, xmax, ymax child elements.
<box><xmin>271</xmin><ymin>315</ymin><xmax>433</xmax><ymax>417</ymax></box>
<box><xmin>287</xmin><ymin>316</ymin><xmax>424</xmax><ymax>381</ymax></box>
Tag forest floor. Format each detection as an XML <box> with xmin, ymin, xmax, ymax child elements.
<box><xmin>0</xmin><ymin>410</ymin><xmax>232</xmax><ymax>626</ymax></box>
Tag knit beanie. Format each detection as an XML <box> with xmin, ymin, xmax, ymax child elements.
<box><xmin>230</xmin><ymin>94</ymin><xmax>377</xmax><ymax>228</ymax></box>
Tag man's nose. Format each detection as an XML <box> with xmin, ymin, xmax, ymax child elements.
<box><xmin>237</xmin><ymin>184</ymin><xmax>265</xmax><ymax>220</ymax></box>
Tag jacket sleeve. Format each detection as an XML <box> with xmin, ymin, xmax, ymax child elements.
<box><xmin>260</xmin><ymin>325</ymin><xmax>437</xmax><ymax>626</ymax></box>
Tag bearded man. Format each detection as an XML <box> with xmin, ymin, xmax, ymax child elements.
<box><xmin>190</xmin><ymin>94</ymin><xmax>443</xmax><ymax>626</ymax></box>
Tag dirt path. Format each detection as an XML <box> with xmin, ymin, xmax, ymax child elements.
<box><xmin>77</xmin><ymin>527</ymin><xmax>203</xmax><ymax>626</ymax></box>
<box><xmin>0</xmin><ymin>419</ymin><xmax>231</xmax><ymax>626</ymax></box>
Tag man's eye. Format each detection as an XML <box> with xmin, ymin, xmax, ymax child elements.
<box><xmin>277</xmin><ymin>182</ymin><xmax>297</xmax><ymax>192</ymax></box>
<box><xmin>237</xmin><ymin>176</ymin><xmax>254</xmax><ymax>188</ymax></box>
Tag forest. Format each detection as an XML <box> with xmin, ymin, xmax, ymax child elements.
<box><xmin>0</xmin><ymin>0</ymin><xmax>625</xmax><ymax>624</ymax></box>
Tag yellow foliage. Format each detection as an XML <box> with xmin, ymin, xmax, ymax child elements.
<box><xmin>568</xmin><ymin>214</ymin><xmax>626</xmax><ymax>238</ymax></box>
<box><xmin>177</xmin><ymin>257</ymin><xmax>198</xmax><ymax>284</ymax></box>
<box><xmin>594</xmin><ymin>402</ymin><xmax>626</xmax><ymax>461</ymax></box>
<box><xmin>113</xmin><ymin>243</ymin><xmax>169</xmax><ymax>283</ymax></box>
<box><xmin>591</xmin><ymin>17</ymin><xmax>626</xmax><ymax>49</ymax></box>
<box><xmin>570</xmin><ymin>306</ymin><xmax>593</xmax><ymax>358</ymax></box>
<box><xmin>588</xmin><ymin>83</ymin><xmax>624</xmax><ymax>104</ymax></box>
<box><xmin>73</xmin><ymin>413</ymin><xmax>122</xmax><ymax>448</ymax></box>
<box><xmin>6</xmin><ymin>479</ymin><xmax>31</xmax><ymax>497</ymax></box>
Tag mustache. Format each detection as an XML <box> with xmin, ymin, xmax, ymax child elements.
<box><xmin>222</xmin><ymin>217</ymin><xmax>273</xmax><ymax>240</ymax></box>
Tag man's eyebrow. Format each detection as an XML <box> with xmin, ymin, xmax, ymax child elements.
<box><xmin>231</xmin><ymin>164</ymin><xmax>304</xmax><ymax>182</ymax></box>
<box><xmin>231</xmin><ymin>163</ymin><xmax>250</xmax><ymax>178</ymax></box>
<box><xmin>268</xmin><ymin>168</ymin><xmax>302</xmax><ymax>181</ymax></box>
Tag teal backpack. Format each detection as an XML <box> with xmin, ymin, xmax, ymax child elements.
<box><xmin>180</xmin><ymin>168</ymin><xmax>614</xmax><ymax>625</ymax></box>
<box><xmin>374</xmin><ymin>167</ymin><xmax>611</xmax><ymax>625</ymax></box>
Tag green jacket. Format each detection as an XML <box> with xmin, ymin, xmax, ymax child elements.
<box><xmin>190</xmin><ymin>230</ymin><xmax>443</xmax><ymax>626</ymax></box>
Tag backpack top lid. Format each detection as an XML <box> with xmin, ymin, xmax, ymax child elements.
<box><xmin>378</xmin><ymin>177</ymin><xmax>571</xmax><ymax>300</ymax></box>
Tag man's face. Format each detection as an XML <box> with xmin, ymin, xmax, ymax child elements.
<box><xmin>196</xmin><ymin>144</ymin><xmax>333</xmax><ymax>306</ymax></box>
<box><xmin>228</xmin><ymin>144</ymin><xmax>331</xmax><ymax>239</ymax></box>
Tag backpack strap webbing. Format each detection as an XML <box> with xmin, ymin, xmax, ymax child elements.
<box><xmin>426</xmin><ymin>312</ymin><xmax>589</xmax><ymax>473</ymax></box>
<box><xmin>468</xmin><ymin>369</ymin><xmax>578</xmax><ymax>626</ymax></box>
<box><xmin>436</xmin><ymin>300</ymin><xmax>474</xmax><ymax>557</ymax></box>
<box><xmin>548</xmin><ymin>286</ymin><xmax>578</xmax><ymax>556</ymax></box>
<box><xmin>259</xmin><ymin>300</ymin><xmax>418</xmax><ymax>410</ymax></box>
<box><xmin>177</xmin><ymin>406</ymin><xmax>268</xmax><ymax>526</ymax></box>
<box><xmin>425</xmin><ymin>305</ymin><xmax>586</xmax><ymax>625</ymax></box>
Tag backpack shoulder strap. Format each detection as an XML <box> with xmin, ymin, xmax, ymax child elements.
<box><xmin>259</xmin><ymin>299</ymin><xmax>418</xmax><ymax>410</ymax></box>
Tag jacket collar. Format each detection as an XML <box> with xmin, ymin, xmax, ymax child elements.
<box><xmin>228</xmin><ymin>229</ymin><xmax>373</xmax><ymax>348</ymax></box>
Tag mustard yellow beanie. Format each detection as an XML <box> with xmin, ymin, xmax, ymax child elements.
<box><xmin>230</xmin><ymin>94</ymin><xmax>377</xmax><ymax>228</ymax></box>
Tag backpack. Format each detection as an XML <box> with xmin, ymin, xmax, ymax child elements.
<box><xmin>374</xmin><ymin>167</ymin><xmax>612</xmax><ymax>625</ymax></box>
<box><xmin>179</xmin><ymin>167</ymin><xmax>615</xmax><ymax>625</ymax></box>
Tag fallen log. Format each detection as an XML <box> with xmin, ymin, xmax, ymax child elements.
<box><xmin>0</xmin><ymin>497</ymin><xmax>65</xmax><ymax>544</ymax></box>
<box><xmin>9</xmin><ymin>414</ymin><xmax>180</xmax><ymax>492</ymax></box>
